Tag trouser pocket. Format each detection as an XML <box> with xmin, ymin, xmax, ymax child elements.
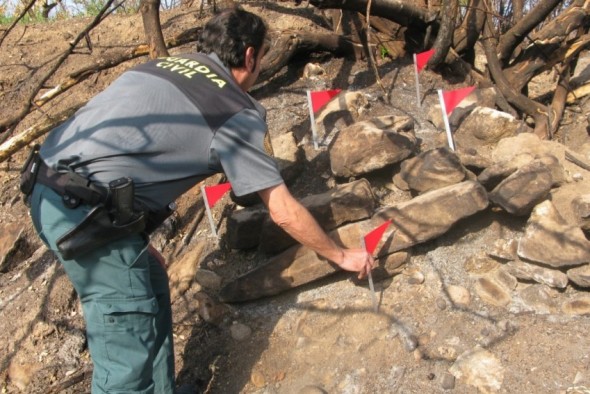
<box><xmin>84</xmin><ymin>298</ymin><xmax>159</xmax><ymax>393</ymax></box>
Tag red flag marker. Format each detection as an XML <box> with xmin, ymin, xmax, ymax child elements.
<box><xmin>441</xmin><ymin>86</ymin><xmax>476</xmax><ymax>115</ymax></box>
<box><xmin>413</xmin><ymin>49</ymin><xmax>435</xmax><ymax>107</ymax></box>
<box><xmin>307</xmin><ymin>89</ymin><xmax>341</xmax><ymax>149</ymax></box>
<box><xmin>204</xmin><ymin>182</ymin><xmax>232</xmax><ymax>208</ymax></box>
<box><xmin>309</xmin><ymin>89</ymin><xmax>341</xmax><ymax>113</ymax></box>
<box><xmin>415</xmin><ymin>49</ymin><xmax>435</xmax><ymax>73</ymax></box>
<box><xmin>363</xmin><ymin>220</ymin><xmax>393</xmax><ymax>255</ymax></box>
<box><xmin>437</xmin><ymin>86</ymin><xmax>476</xmax><ymax>151</ymax></box>
<box><xmin>201</xmin><ymin>182</ymin><xmax>232</xmax><ymax>240</ymax></box>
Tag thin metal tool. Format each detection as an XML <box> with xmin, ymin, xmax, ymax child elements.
<box><xmin>361</xmin><ymin>237</ymin><xmax>379</xmax><ymax>313</ymax></box>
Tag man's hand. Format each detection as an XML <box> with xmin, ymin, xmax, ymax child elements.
<box><xmin>338</xmin><ymin>248</ymin><xmax>375</xmax><ymax>279</ymax></box>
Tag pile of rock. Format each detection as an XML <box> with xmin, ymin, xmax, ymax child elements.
<box><xmin>218</xmin><ymin>91</ymin><xmax>590</xmax><ymax>309</ymax></box>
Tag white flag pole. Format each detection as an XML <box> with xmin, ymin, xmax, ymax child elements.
<box><xmin>360</xmin><ymin>236</ymin><xmax>379</xmax><ymax>313</ymax></box>
<box><xmin>201</xmin><ymin>185</ymin><xmax>219</xmax><ymax>239</ymax></box>
<box><xmin>306</xmin><ymin>90</ymin><xmax>319</xmax><ymax>150</ymax></box>
<box><xmin>437</xmin><ymin>89</ymin><xmax>455</xmax><ymax>151</ymax></box>
<box><xmin>413</xmin><ymin>53</ymin><xmax>421</xmax><ymax>108</ymax></box>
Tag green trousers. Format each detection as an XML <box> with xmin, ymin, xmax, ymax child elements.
<box><xmin>30</xmin><ymin>184</ymin><xmax>175</xmax><ymax>394</ymax></box>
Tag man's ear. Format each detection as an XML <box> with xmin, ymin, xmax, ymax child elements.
<box><xmin>245</xmin><ymin>46</ymin><xmax>256</xmax><ymax>73</ymax></box>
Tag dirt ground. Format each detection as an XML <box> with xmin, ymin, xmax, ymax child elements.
<box><xmin>1</xmin><ymin>3</ymin><xmax>590</xmax><ymax>394</ymax></box>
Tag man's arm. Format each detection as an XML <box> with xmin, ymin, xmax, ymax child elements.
<box><xmin>258</xmin><ymin>183</ymin><xmax>374</xmax><ymax>278</ymax></box>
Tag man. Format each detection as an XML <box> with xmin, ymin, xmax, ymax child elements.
<box><xmin>24</xmin><ymin>7</ymin><xmax>374</xmax><ymax>393</ymax></box>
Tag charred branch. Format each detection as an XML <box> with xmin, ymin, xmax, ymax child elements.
<box><xmin>503</xmin><ymin>0</ymin><xmax>590</xmax><ymax>92</ymax></box>
<box><xmin>497</xmin><ymin>0</ymin><xmax>563</xmax><ymax>66</ymax></box>
<box><xmin>308</xmin><ymin>0</ymin><xmax>434</xmax><ymax>30</ymax></box>
<box><xmin>428</xmin><ymin>0</ymin><xmax>458</xmax><ymax>67</ymax></box>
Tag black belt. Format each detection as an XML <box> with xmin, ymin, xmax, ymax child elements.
<box><xmin>35</xmin><ymin>160</ymin><xmax>108</xmax><ymax>208</ymax></box>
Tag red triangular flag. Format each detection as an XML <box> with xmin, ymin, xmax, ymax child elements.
<box><xmin>364</xmin><ymin>220</ymin><xmax>392</xmax><ymax>255</ymax></box>
<box><xmin>309</xmin><ymin>89</ymin><xmax>341</xmax><ymax>113</ymax></box>
<box><xmin>415</xmin><ymin>49</ymin><xmax>435</xmax><ymax>73</ymax></box>
<box><xmin>442</xmin><ymin>86</ymin><xmax>476</xmax><ymax>115</ymax></box>
<box><xmin>204</xmin><ymin>182</ymin><xmax>232</xmax><ymax>208</ymax></box>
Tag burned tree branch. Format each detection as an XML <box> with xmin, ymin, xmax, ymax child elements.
<box><xmin>428</xmin><ymin>0</ymin><xmax>458</xmax><ymax>68</ymax></box>
<box><xmin>308</xmin><ymin>0</ymin><xmax>434</xmax><ymax>30</ymax></box>
<box><xmin>0</xmin><ymin>0</ymin><xmax>38</xmax><ymax>47</ymax></box>
<box><xmin>503</xmin><ymin>0</ymin><xmax>590</xmax><ymax>92</ymax></box>
<box><xmin>481</xmin><ymin>9</ymin><xmax>551</xmax><ymax>139</ymax></box>
<box><xmin>259</xmin><ymin>29</ymin><xmax>364</xmax><ymax>82</ymax></box>
<box><xmin>0</xmin><ymin>0</ymin><xmax>118</xmax><ymax>135</ymax></box>
<box><xmin>497</xmin><ymin>0</ymin><xmax>563</xmax><ymax>66</ymax></box>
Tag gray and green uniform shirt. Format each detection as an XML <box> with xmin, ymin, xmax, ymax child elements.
<box><xmin>40</xmin><ymin>52</ymin><xmax>283</xmax><ymax>212</ymax></box>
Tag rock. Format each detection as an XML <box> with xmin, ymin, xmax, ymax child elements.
<box><xmin>225</xmin><ymin>205</ymin><xmax>268</xmax><ymax>250</ymax></box>
<box><xmin>168</xmin><ymin>241</ymin><xmax>206</xmax><ymax>303</ymax></box>
<box><xmin>298</xmin><ymin>385</ymin><xmax>327</xmax><ymax>394</ymax></box>
<box><xmin>400</xmin><ymin>147</ymin><xmax>467</xmax><ymax>194</ymax></box>
<box><xmin>562</xmin><ymin>295</ymin><xmax>590</xmax><ymax>315</ymax></box>
<box><xmin>474</xmin><ymin>269</ymin><xmax>516</xmax><ymax>308</ymax></box>
<box><xmin>449</xmin><ymin>346</ymin><xmax>504</xmax><ymax>393</ymax></box>
<box><xmin>312</xmin><ymin>91</ymin><xmax>370</xmax><ymax>146</ymax></box>
<box><xmin>250</xmin><ymin>370</ymin><xmax>265</xmax><ymax>388</ymax></box>
<box><xmin>479</xmin><ymin>153</ymin><xmax>565</xmax><ymax>192</ymax></box>
<box><xmin>457</xmin><ymin>149</ymin><xmax>493</xmax><ymax>174</ymax></box>
<box><xmin>329</xmin><ymin>115</ymin><xmax>416</xmax><ymax>177</ymax></box>
<box><xmin>504</xmin><ymin>260</ymin><xmax>569</xmax><ymax>289</ymax></box>
<box><xmin>195</xmin><ymin>291</ymin><xmax>230</xmax><ymax>326</ymax></box>
<box><xmin>427</xmin><ymin>88</ymin><xmax>496</xmax><ymax>130</ymax></box>
<box><xmin>230</xmin><ymin>322</ymin><xmax>252</xmax><ymax>341</ymax></box>
<box><xmin>303</xmin><ymin>62</ymin><xmax>325</xmax><ymax>79</ymax></box>
<box><xmin>517</xmin><ymin>284</ymin><xmax>559</xmax><ymax>314</ymax></box>
<box><xmin>464</xmin><ymin>252</ymin><xmax>502</xmax><ymax>275</ymax></box>
<box><xmin>227</xmin><ymin>179</ymin><xmax>376</xmax><ymax>252</ymax></box>
<box><xmin>517</xmin><ymin>200</ymin><xmax>590</xmax><ymax>268</ymax></box>
<box><xmin>259</xmin><ymin>179</ymin><xmax>376</xmax><ymax>254</ymax></box>
<box><xmin>272</xmin><ymin>131</ymin><xmax>305</xmax><ymax>184</ymax></box>
<box><xmin>373</xmin><ymin>181</ymin><xmax>489</xmax><ymax>254</ymax></box>
<box><xmin>440</xmin><ymin>372</ymin><xmax>456</xmax><ymax>390</ymax></box>
<box><xmin>567</xmin><ymin>264</ymin><xmax>590</xmax><ymax>288</ymax></box>
<box><xmin>572</xmin><ymin>194</ymin><xmax>590</xmax><ymax>231</ymax></box>
<box><xmin>455</xmin><ymin>106</ymin><xmax>527</xmax><ymax>158</ymax></box>
<box><xmin>195</xmin><ymin>268</ymin><xmax>223</xmax><ymax>290</ymax></box>
<box><xmin>488</xmin><ymin>159</ymin><xmax>554</xmax><ymax>216</ymax></box>
<box><xmin>447</xmin><ymin>284</ymin><xmax>471</xmax><ymax>307</ymax></box>
<box><xmin>488</xmin><ymin>239</ymin><xmax>518</xmax><ymax>261</ymax></box>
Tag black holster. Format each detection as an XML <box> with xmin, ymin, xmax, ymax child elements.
<box><xmin>55</xmin><ymin>177</ymin><xmax>147</xmax><ymax>260</ymax></box>
<box><xmin>56</xmin><ymin>204</ymin><xmax>146</xmax><ymax>260</ymax></box>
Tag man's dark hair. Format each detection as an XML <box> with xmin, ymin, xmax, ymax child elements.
<box><xmin>197</xmin><ymin>8</ymin><xmax>267</xmax><ymax>69</ymax></box>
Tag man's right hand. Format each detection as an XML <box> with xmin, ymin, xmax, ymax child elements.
<box><xmin>338</xmin><ymin>248</ymin><xmax>375</xmax><ymax>279</ymax></box>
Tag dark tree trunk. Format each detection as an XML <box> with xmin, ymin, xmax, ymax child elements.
<box><xmin>140</xmin><ymin>0</ymin><xmax>169</xmax><ymax>59</ymax></box>
<box><xmin>428</xmin><ymin>0</ymin><xmax>458</xmax><ymax>67</ymax></box>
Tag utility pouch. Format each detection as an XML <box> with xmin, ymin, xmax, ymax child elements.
<box><xmin>20</xmin><ymin>144</ymin><xmax>41</xmax><ymax>198</ymax></box>
<box><xmin>56</xmin><ymin>204</ymin><xmax>146</xmax><ymax>260</ymax></box>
